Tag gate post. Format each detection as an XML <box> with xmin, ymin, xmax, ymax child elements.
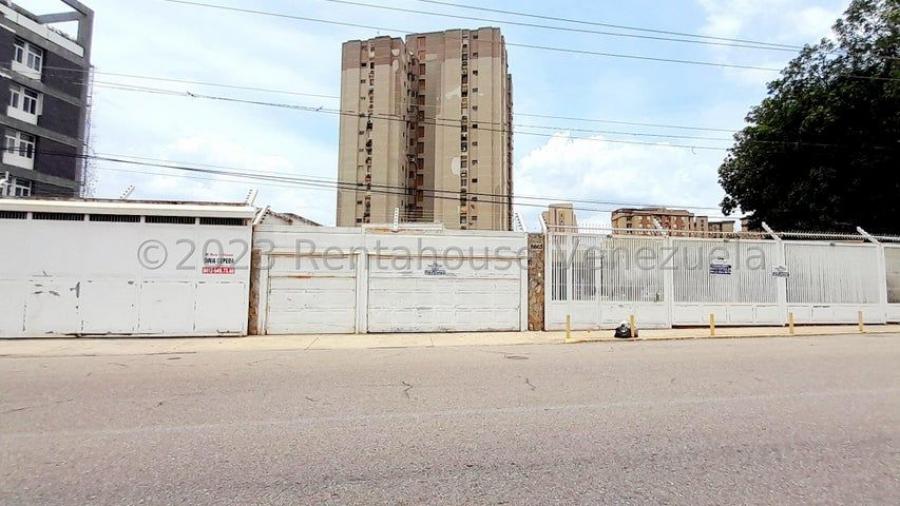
<box><xmin>662</xmin><ymin>234</ymin><xmax>675</xmax><ymax>329</ymax></box>
<box><xmin>527</xmin><ymin>233</ymin><xmax>546</xmax><ymax>331</ymax></box>
<box><xmin>543</xmin><ymin>227</ymin><xmax>553</xmax><ymax>331</ymax></box>
<box><xmin>763</xmin><ymin>222</ymin><xmax>789</xmax><ymax>325</ymax></box>
<box><xmin>858</xmin><ymin>227</ymin><xmax>888</xmax><ymax>323</ymax></box>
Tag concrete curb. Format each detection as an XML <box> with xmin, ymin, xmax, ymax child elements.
<box><xmin>1</xmin><ymin>325</ymin><xmax>898</xmax><ymax>358</ymax></box>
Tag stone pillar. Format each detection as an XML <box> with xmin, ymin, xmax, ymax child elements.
<box><xmin>528</xmin><ymin>233</ymin><xmax>545</xmax><ymax>331</ymax></box>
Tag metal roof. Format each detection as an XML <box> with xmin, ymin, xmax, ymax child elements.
<box><xmin>0</xmin><ymin>198</ymin><xmax>258</xmax><ymax>219</ymax></box>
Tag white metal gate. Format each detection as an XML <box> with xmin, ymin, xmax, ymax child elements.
<box><xmin>671</xmin><ymin>238</ymin><xmax>783</xmax><ymax>325</ymax></box>
<box><xmin>252</xmin><ymin>225</ymin><xmax>528</xmax><ymax>334</ymax></box>
<box><xmin>545</xmin><ymin>229</ymin><xmax>893</xmax><ymax>330</ymax></box>
<box><xmin>0</xmin><ymin>200</ymin><xmax>255</xmax><ymax>338</ymax></box>
<box><xmin>545</xmin><ymin>233</ymin><xmax>669</xmax><ymax>330</ymax></box>
<box><xmin>784</xmin><ymin>242</ymin><xmax>885</xmax><ymax>324</ymax></box>
<box><xmin>367</xmin><ymin>255</ymin><xmax>523</xmax><ymax>333</ymax></box>
<box><xmin>264</xmin><ymin>252</ymin><xmax>359</xmax><ymax>334</ymax></box>
<box><xmin>882</xmin><ymin>245</ymin><xmax>900</xmax><ymax>323</ymax></box>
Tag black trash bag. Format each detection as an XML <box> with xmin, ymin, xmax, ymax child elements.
<box><xmin>614</xmin><ymin>321</ymin><xmax>637</xmax><ymax>338</ymax></box>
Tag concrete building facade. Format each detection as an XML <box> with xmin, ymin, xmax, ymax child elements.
<box><xmin>541</xmin><ymin>203</ymin><xmax>577</xmax><ymax>231</ymax></box>
<box><xmin>0</xmin><ymin>0</ymin><xmax>93</xmax><ymax>198</ymax></box>
<box><xmin>337</xmin><ymin>27</ymin><xmax>513</xmax><ymax>231</ymax></box>
<box><xmin>611</xmin><ymin>208</ymin><xmax>738</xmax><ymax>236</ymax></box>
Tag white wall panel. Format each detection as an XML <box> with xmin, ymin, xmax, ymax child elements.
<box><xmin>254</xmin><ymin>225</ymin><xmax>528</xmax><ymax>334</ymax></box>
<box><xmin>886</xmin><ymin>246</ymin><xmax>900</xmax><ymax>323</ymax></box>
<box><xmin>546</xmin><ymin>232</ymin><xmax>889</xmax><ymax>329</ymax></box>
<box><xmin>367</xmin><ymin>257</ymin><xmax>521</xmax><ymax>333</ymax></box>
<box><xmin>785</xmin><ymin>242</ymin><xmax>884</xmax><ymax>324</ymax></box>
<box><xmin>0</xmin><ymin>206</ymin><xmax>253</xmax><ymax>338</ymax></box>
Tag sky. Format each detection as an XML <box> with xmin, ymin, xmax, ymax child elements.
<box><xmin>25</xmin><ymin>0</ymin><xmax>848</xmax><ymax>229</ymax></box>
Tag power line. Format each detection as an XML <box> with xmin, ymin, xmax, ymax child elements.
<box><xmin>413</xmin><ymin>0</ymin><xmax>802</xmax><ymax>50</ymax></box>
<box><xmin>318</xmin><ymin>0</ymin><xmax>798</xmax><ymax>52</ymax></box>
<box><xmin>507</xmin><ymin>42</ymin><xmax>779</xmax><ymax>71</ymax></box>
<box><xmin>28</xmin><ymin>63</ymin><xmax>747</xmax><ymax>133</ymax></box>
<box><xmin>158</xmin><ymin>0</ymin><xmax>781</xmax><ymax>72</ymax></box>
<box><xmin>15</xmin><ymin>62</ymin><xmax>896</xmax><ymax>144</ymax></box>
<box><xmin>94</xmin><ymin>80</ymin><xmax>735</xmax><ymax>144</ymax></box>
<box><xmin>158</xmin><ymin>0</ymin><xmax>900</xmax><ymax>81</ymax></box>
<box><xmin>14</xmin><ymin>148</ymin><xmax>730</xmax><ymax>213</ymax></box>
<box><xmin>514</xmin><ymin>113</ymin><xmax>735</xmax><ymax>133</ymax></box>
<box><xmin>91</xmin><ymin>81</ymin><xmax>899</xmax><ymax>151</ymax></box>
<box><xmin>91</xmin><ymin>81</ymin><xmax>732</xmax><ymax>151</ymax></box>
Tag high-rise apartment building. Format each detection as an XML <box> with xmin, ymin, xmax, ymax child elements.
<box><xmin>542</xmin><ymin>203</ymin><xmax>577</xmax><ymax>232</ymax></box>
<box><xmin>612</xmin><ymin>208</ymin><xmax>708</xmax><ymax>236</ymax></box>
<box><xmin>336</xmin><ymin>28</ymin><xmax>513</xmax><ymax>231</ymax></box>
<box><xmin>0</xmin><ymin>0</ymin><xmax>93</xmax><ymax>197</ymax></box>
<box><xmin>611</xmin><ymin>208</ymin><xmax>736</xmax><ymax>236</ymax></box>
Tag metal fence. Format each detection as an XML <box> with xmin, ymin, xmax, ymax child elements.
<box><xmin>545</xmin><ymin>226</ymin><xmax>895</xmax><ymax>330</ymax></box>
<box><xmin>885</xmin><ymin>245</ymin><xmax>900</xmax><ymax>322</ymax></box>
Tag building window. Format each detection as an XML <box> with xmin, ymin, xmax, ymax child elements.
<box><xmin>2</xmin><ymin>177</ymin><xmax>32</xmax><ymax>197</ymax></box>
<box><xmin>13</xmin><ymin>39</ymin><xmax>43</xmax><ymax>74</ymax></box>
<box><xmin>8</xmin><ymin>85</ymin><xmax>41</xmax><ymax>122</ymax></box>
<box><xmin>5</xmin><ymin>131</ymin><xmax>36</xmax><ymax>159</ymax></box>
<box><xmin>9</xmin><ymin>86</ymin><xmax>19</xmax><ymax>109</ymax></box>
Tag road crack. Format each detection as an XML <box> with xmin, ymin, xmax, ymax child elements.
<box><xmin>401</xmin><ymin>381</ymin><xmax>413</xmax><ymax>399</ymax></box>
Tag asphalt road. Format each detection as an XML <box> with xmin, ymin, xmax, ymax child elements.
<box><xmin>2</xmin><ymin>335</ymin><xmax>899</xmax><ymax>505</ymax></box>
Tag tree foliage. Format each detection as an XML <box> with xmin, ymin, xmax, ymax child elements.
<box><xmin>719</xmin><ymin>0</ymin><xmax>899</xmax><ymax>233</ymax></box>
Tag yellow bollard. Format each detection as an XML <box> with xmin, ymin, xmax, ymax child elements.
<box><xmin>710</xmin><ymin>313</ymin><xmax>716</xmax><ymax>337</ymax></box>
<box><xmin>629</xmin><ymin>314</ymin><xmax>637</xmax><ymax>339</ymax></box>
<box><xmin>565</xmin><ymin>314</ymin><xmax>572</xmax><ymax>342</ymax></box>
<box><xmin>788</xmin><ymin>312</ymin><xmax>795</xmax><ymax>335</ymax></box>
<box><xmin>858</xmin><ymin>311</ymin><xmax>865</xmax><ymax>333</ymax></box>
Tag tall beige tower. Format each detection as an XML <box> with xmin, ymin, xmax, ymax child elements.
<box><xmin>336</xmin><ymin>28</ymin><xmax>513</xmax><ymax>230</ymax></box>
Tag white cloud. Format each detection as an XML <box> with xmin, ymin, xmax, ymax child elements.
<box><xmin>515</xmin><ymin>133</ymin><xmax>729</xmax><ymax>230</ymax></box>
<box><xmin>696</xmin><ymin>0</ymin><xmax>845</xmax><ymax>87</ymax></box>
<box><xmin>698</xmin><ymin>0</ymin><xmax>842</xmax><ymax>42</ymax></box>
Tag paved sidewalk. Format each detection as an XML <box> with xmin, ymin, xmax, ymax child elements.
<box><xmin>1</xmin><ymin>324</ymin><xmax>898</xmax><ymax>357</ymax></box>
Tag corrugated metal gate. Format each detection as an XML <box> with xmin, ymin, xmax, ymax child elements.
<box><xmin>671</xmin><ymin>238</ymin><xmax>783</xmax><ymax>326</ymax></box>
<box><xmin>367</xmin><ymin>256</ymin><xmax>523</xmax><ymax>333</ymax></box>
<box><xmin>0</xmin><ymin>200</ymin><xmax>255</xmax><ymax>338</ymax></box>
<box><xmin>264</xmin><ymin>252</ymin><xmax>359</xmax><ymax>334</ymax></box>
<box><xmin>252</xmin><ymin>225</ymin><xmax>528</xmax><ymax>334</ymax></box>
<box><xmin>785</xmin><ymin>241</ymin><xmax>885</xmax><ymax>324</ymax></box>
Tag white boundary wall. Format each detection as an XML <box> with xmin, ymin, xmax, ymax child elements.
<box><xmin>885</xmin><ymin>245</ymin><xmax>900</xmax><ymax>323</ymax></box>
<box><xmin>0</xmin><ymin>200</ymin><xmax>255</xmax><ymax>338</ymax></box>
<box><xmin>671</xmin><ymin>237</ymin><xmax>784</xmax><ymax>326</ymax></box>
<box><xmin>251</xmin><ymin>225</ymin><xmax>529</xmax><ymax>334</ymax></box>
<box><xmin>784</xmin><ymin>241</ymin><xmax>885</xmax><ymax>324</ymax></box>
<box><xmin>546</xmin><ymin>230</ymin><xmax>892</xmax><ymax>330</ymax></box>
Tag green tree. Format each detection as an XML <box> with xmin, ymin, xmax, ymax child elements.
<box><xmin>719</xmin><ymin>0</ymin><xmax>899</xmax><ymax>233</ymax></box>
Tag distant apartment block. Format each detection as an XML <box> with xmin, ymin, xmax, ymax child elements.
<box><xmin>542</xmin><ymin>203</ymin><xmax>577</xmax><ymax>231</ymax></box>
<box><xmin>708</xmin><ymin>219</ymin><xmax>736</xmax><ymax>234</ymax></box>
<box><xmin>611</xmin><ymin>208</ymin><xmax>735</xmax><ymax>236</ymax></box>
<box><xmin>0</xmin><ymin>0</ymin><xmax>92</xmax><ymax>197</ymax></box>
<box><xmin>336</xmin><ymin>28</ymin><xmax>513</xmax><ymax>231</ymax></box>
